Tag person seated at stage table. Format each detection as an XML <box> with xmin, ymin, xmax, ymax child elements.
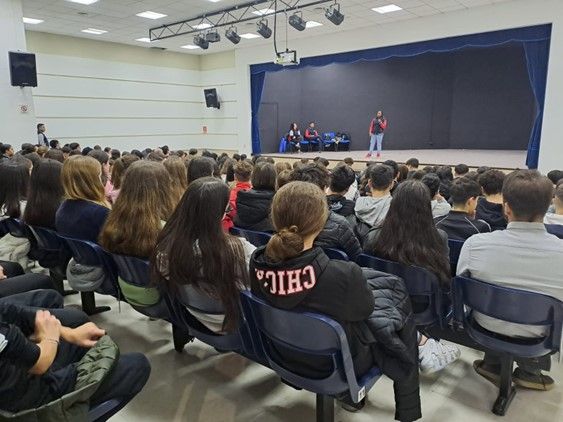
<box><xmin>475</xmin><ymin>169</ymin><xmax>507</xmax><ymax>231</ymax></box>
<box><xmin>304</xmin><ymin>122</ymin><xmax>321</xmax><ymax>148</ymax></box>
<box><xmin>286</xmin><ymin>123</ymin><xmax>302</xmax><ymax>152</ymax></box>
<box><xmin>289</xmin><ymin>164</ymin><xmax>362</xmax><ymax>260</ymax></box>
<box><xmin>434</xmin><ymin>177</ymin><xmax>491</xmax><ymax>241</ymax></box>
<box><xmin>458</xmin><ymin>170</ymin><xmax>563</xmax><ymax>391</ymax></box>
<box><xmin>326</xmin><ymin>164</ymin><xmax>357</xmax><ymax>226</ymax></box>
<box><xmin>421</xmin><ymin>173</ymin><xmax>451</xmax><ymax>218</ymax></box>
<box><xmin>454</xmin><ymin>163</ymin><xmax>469</xmax><ymax>178</ymax></box>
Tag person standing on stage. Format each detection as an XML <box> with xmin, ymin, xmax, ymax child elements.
<box><xmin>37</xmin><ymin>123</ymin><xmax>49</xmax><ymax>147</ymax></box>
<box><xmin>367</xmin><ymin>111</ymin><xmax>387</xmax><ymax>159</ymax></box>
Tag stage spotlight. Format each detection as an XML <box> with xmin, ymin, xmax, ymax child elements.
<box><xmin>256</xmin><ymin>18</ymin><xmax>272</xmax><ymax>38</ymax></box>
<box><xmin>225</xmin><ymin>26</ymin><xmax>241</xmax><ymax>44</ymax></box>
<box><xmin>288</xmin><ymin>12</ymin><xmax>306</xmax><ymax>31</ymax></box>
<box><xmin>205</xmin><ymin>30</ymin><xmax>221</xmax><ymax>43</ymax></box>
<box><xmin>325</xmin><ymin>3</ymin><xmax>344</xmax><ymax>26</ymax></box>
<box><xmin>193</xmin><ymin>34</ymin><xmax>209</xmax><ymax>49</ymax></box>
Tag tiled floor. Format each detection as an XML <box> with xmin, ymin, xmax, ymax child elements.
<box><xmin>73</xmin><ymin>294</ymin><xmax>563</xmax><ymax>422</ymax></box>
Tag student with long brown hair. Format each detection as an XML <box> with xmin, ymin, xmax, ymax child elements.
<box><xmin>24</xmin><ymin>159</ymin><xmax>64</xmax><ymax>229</ymax></box>
<box><xmin>100</xmin><ymin>161</ymin><xmax>175</xmax><ymax>258</ymax></box>
<box><xmin>108</xmin><ymin>154</ymin><xmax>140</xmax><ymax>204</ymax></box>
<box><xmin>163</xmin><ymin>155</ymin><xmax>187</xmax><ymax>207</ymax></box>
<box><xmin>56</xmin><ymin>155</ymin><xmax>111</xmax><ymax>242</ymax></box>
<box><xmin>151</xmin><ymin>177</ymin><xmax>255</xmax><ymax>333</ymax></box>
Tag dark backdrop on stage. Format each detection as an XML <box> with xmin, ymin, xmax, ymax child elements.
<box><xmin>258</xmin><ymin>44</ymin><xmax>536</xmax><ymax>154</ymax></box>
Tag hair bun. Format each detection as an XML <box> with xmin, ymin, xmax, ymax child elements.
<box><xmin>265</xmin><ymin>225</ymin><xmax>304</xmax><ymax>262</ymax></box>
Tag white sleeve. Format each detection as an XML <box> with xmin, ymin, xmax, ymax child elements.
<box><xmin>240</xmin><ymin>238</ymin><xmax>257</xmax><ymax>266</ymax></box>
<box><xmin>456</xmin><ymin>237</ymin><xmax>472</xmax><ymax>276</ymax></box>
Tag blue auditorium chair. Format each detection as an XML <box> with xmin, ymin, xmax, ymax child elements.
<box><xmin>322</xmin><ymin>132</ymin><xmax>336</xmax><ymax>151</ymax></box>
<box><xmin>357</xmin><ymin>254</ymin><xmax>447</xmax><ymax>328</ymax></box>
<box><xmin>453</xmin><ymin>276</ymin><xmax>563</xmax><ymax>416</ymax></box>
<box><xmin>300</xmin><ymin>139</ymin><xmax>311</xmax><ymax>152</ymax></box>
<box><xmin>88</xmin><ymin>399</ymin><xmax>122</xmax><ymax>421</ymax></box>
<box><xmin>448</xmin><ymin>239</ymin><xmax>465</xmax><ymax>275</ymax></box>
<box><xmin>323</xmin><ymin>248</ymin><xmax>349</xmax><ymax>261</ymax></box>
<box><xmin>0</xmin><ymin>217</ymin><xmax>27</xmax><ymax>238</ymax></box>
<box><xmin>278</xmin><ymin>137</ymin><xmax>288</xmax><ymax>153</ymax></box>
<box><xmin>545</xmin><ymin>223</ymin><xmax>563</xmax><ymax>239</ymax></box>
<box><xmin>242</xmin><ymin>290</ymin><xmax>382</xmax><ymax>422</ymax></box>
<box><xmin>230</xmin><ymin>227</ymin><xmax>272</xmax><ymax>247</ymax></box>
<box><xmin>338</xmin><ymin>135</ymin><xmax>350</xmax><ymax>151</ymax></box>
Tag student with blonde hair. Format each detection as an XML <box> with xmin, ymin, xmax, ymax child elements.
<box><xmin>163</xmin><ymin>155</ymin><xmax>188</xmax><ymax>207</ymax></box>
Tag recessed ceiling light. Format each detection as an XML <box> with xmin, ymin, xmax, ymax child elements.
<box><xmin>193</xmin><ymin>23</ymin><xmax>213</xmax><ymax>29</ymax></box>
<box><xmin>136</xmin><ymin>37</ymin><xmax>151</xmax><ymax>43</ymax></box>
<box><xmin>252</xmin><ymin>8</ymin><xmax>275</xmax><ymax>16</ymax></box>
<box><xmin>67</xmin><ymin>0</ymin><xmax>99</xmax><ymax>4</ymax></box>
<box><xmin>181</xmin><ymin>44</ymin><xmax>201</xmax><ymax>50</ymax></box>
<box><xmin>306</xmin><ymin>21</ymin><xmax>323</xmax><ymax>28</ymax></box>
<box><xmin>136</xmin><ymin>11</ymin><xmax>167</xmax><ymax>20</ymax></box>
<box><xmin>23</xmin><ymin>17</ymin><xmax>44</xmax><ymax>24</ymax></box>
<box><xmin>208</xmin><ymin>0</ymin><xmax>222</xmax><ymax>2</ymax></box>
<box><xmin>372</xmin><ymin>4</ymin><xmax>403</xmax><ymax>14</ymax></box>
<box><xmin>81</xmin><ymin>28</ymin><xmax>107</xmax><ymax>34</ymax></box>
<box><xmin>239</xmin><ymin>33</ymin><xmax>261</xmax><ymax>39</ymax></box>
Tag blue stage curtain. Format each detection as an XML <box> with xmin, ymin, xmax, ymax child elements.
<box><xmin>250</xmin><ymin>72</ymin><xmax>266</xmax><ymax>154</ymax></box>
<box><xmin>249</xmin><ymin>25</ymin><xmax>551</xmax><ymax>166</ymax></box>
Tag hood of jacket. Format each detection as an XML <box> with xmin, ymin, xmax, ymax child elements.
<box><xmin>354</xmin><ymin>195</ymin><xmax>391</xmax><ymax>227</ymax></box>
<box><xmin>250</xmin><ymin>246</ymin><xmax>329</xmax><ymax>310</ymax></box>
<box><xmin>476</xmin><ymin>197</ymin><xmax>507</xmax><ymax>230</ymax></box>
<box><xmin>327</xmin><ymin>194</ymin><xmax>355</xmax><ymax>217</ymax></box>
<box><xmin>234</xmin><ymin>189</ymin><xmax>275</xmax><ymax>230</ymax></box>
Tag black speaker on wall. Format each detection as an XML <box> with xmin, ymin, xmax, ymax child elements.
<box><xmin>9</xmin><ymin>51</ymin><xmax>37</xmax><ymax>87</ymax></box>
<box><xmin>204</xmin><ymin>88</ymin><xmax>220</xmax><ymax>109</ymax></box>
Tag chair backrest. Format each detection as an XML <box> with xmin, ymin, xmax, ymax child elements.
<box><xmin>241</xmin><ymin>290</ymin><xmax>380</xmax><ymax>401</ymax></box>
<box><xmin>356</xmin><ymin>253</ymin><xmax>445</xmax><ymax>327</ymax></box>
<box><xmin>230</xmin><ymin>227</ymin><xmax>272</xmax><ymax>247</ymax></box>
<box><xmin>323</xmin><ymin>248</ymin><xmax>349</xmax><ymax>261</ymax></box>
<box><xmin>545</xmin><ymin>224</ymin><xmax>563</xmax><ymax>239</ymax></box>
<box><xmin>0</xmin><ymin>218</ymin><xmax>28</xmax><ymax>238</ymax></box>
<box><xmin>112</xmin><ymin>254</ymin><xmax>150</xmax><ymax>287</ymax></box>
<box><xmin>448</xmin><ymin>239</ymin><xmax>464</xmax><ymax>274</ymax></box>
<box><xmin>29</xmin><ymin>225</ymin><xmax>67</xmax><ymax>252</ymax></box>
<box><xmin>453</xmin><ymin>276</ymin><xmax>563</xmax><ymax>357</ymax></box>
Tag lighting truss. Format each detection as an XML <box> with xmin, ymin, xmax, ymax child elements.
<box><xmin>149</xmin><ymin>0</ymin><xmax>334</xmax><ymax>41</ymax></box>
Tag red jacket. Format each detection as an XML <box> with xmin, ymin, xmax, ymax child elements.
<box><xmin>304</xmin><ymin>128</ymin><xmax>319</xmax><ymax>139</ymax></box>
<box><xmin>222</xmin><ymin>181</ymin><xmax>252</xmax><ymax>231</ymax></box>
<box><xmin>369</xmin><ymin>117</ymin><xmax>387</xmax><ymax>135</ymax></box>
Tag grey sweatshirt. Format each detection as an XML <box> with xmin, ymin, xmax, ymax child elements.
<box><xmin>354</xmin><ymin>195</ymin><xmax>392</xmax><ymax>227</ymax></box>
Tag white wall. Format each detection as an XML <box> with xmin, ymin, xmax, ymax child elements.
<box><xmin>0</xmin><ymin>0</ymin><xmax>36</xmax><ymax>145</ymax></box>
<box><xmin>233</xmin><ymin>0</ymin><xmax>563</xmax><ymax>172</ymax></box>
<box><xmin>27</xmin><ymin>33</ymin><xmax>237</xmax><ymax>152</ymax></box>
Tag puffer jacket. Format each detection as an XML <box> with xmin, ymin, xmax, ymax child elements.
<box><xmin>234</xmin><ymin>189</ymin><xmax>275</xmax><ymax>232</ymax></box>
<box><xmin>0</xmin><ymin>235</ymin><xmax>30</xmax><ymax>270</ymax></box>
<box><xmin>358</xmin><ymin>268</ymin><xmax>421</xmax><ymax>422</ymax></box>
<box><xmin>0</xmin><ymin>335</ymin><xmax>118</xmax><ymax>422</ymax></box>
<box><xmin>314</xmin><ymin>212</ymin><xmax>362</xmax><ymax>260</ymax></box>
<box><xmin>66</xmin><ymin>259</ymin><xmax>118</xmax><ymax>297</ymax></box>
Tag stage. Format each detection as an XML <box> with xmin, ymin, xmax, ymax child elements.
<box><xmin>262</xmin><ymin>149</ymin><xmax>527</xmax><ymax>171</ymax></box>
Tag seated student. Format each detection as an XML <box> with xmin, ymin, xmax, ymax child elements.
<box><xmin>0</xmin><ymin>143</ymin><xmax>14</xmax><ymax>162</ymax></box>
<box><xmin>44</xmin><ymin>148</ymin><xmax>64</xmax><ymax>163</ymax></box>
<box><xmin>289</xmin><ymin>164</ymin><xmax>362</xmax><ymax>260</ymax></box>
<box><xmin>223</xmin><ymin>160</ymin><xmax>253</xmax><ymax>231</ymax></box>
<box><xmin>234</xmin><ymin>162</ymin><xmax>276</xmax><ymax>232</ymax></box>
<box><xmin>250</xmin><ymin>181</ymin><xmax>421</xmax><ymax>418</ymax></box>
<box><xmin>87</xmin><ymin>150</ymin><xmax>113</xmax><ymax>201</ymax></box>
<box><xmin>276</xmin><ymin>169</ymin><xmax>292</xmax><ymax>190</ymax></box>
<box><xmin>364</xmin><ymin>180</ymin><xmax>460</xmax><ymax>373</ymax></box>
<box><xmin>434</xmin><ymin>177</ymin><xmax>491</xmax><ymax>241</ymax></box>
<box><xmin>163</xmin><ymin>155</ymin><xmax>188</xmax><ymax>207</ymax></box>
<box><xmin>274</xmin><ymin>161</ymin><xmax>291</xmax><ymax>175</ymax></box>
<box><xmin>187</xmin><ymin>156</ymin><xmax>219</xmax><ymax>184</ymax></box>
<box><xmin>421</xmin><ymin>173</ymin><xmax>451</xmax><ymax>218</ymax></box>
<box><xmin>405</xmin><ymin>158</ymin><xmax>419</xmax><ymax>178</ymax></box>
<box><xmin>56</xmin><ymin>155</ymin><xmax>111</xmax><ymax>242</ymax></box>
<box><xmin>354</xmin><ymin>165</ymin><xmax>394</xmax><ymax>234</ymax></box>
<box><xmin>454</xmin><ymin>163</ymin><xmax>469</xmax><ymax>178</ymax></box>
<box><xmin>342</xmin><ymin>157</ymin><xmax>359</xmax><ymax>201</ymax></box>
<box><xmin>436</xmin><ymin>166</ymin><xmax>454</xmax><ymax>201</ymax></box>
<box><xmin>287</xmin><ymin>122</ymin><xmax>302</xmax><ymax>152</ymax></box>
<box><xmin>0</xmin><ymin>289</ymin><xmax>150</xmax><ymax>416</ymax></box>
<box><xmin>458</xmin><ymin>170</ymin><xmax>563</xmax><ymax>390</ymax></box>
<box><xmin>544</xmin><ymin>181</ymin><xmax>563</xmax><ymax>231</ymax></box>
<box><xmin>476</xmin><ymin>169</ymin><xmax>507</xmax><ymax>231</ymax></box>
<box><xmin>304</xmin><ymin>122</ymin><xmax>321</xmax><ymax>148</ymax></box>
<box><xmin>23</xmin><ymin>159</ymin><xmax>64</xmax><ymax>229</ymax></box>
<box><xmin>547</xmin><ymin>169</ymin><xmax>563</xmax><ymax>187</ymax></box>
<box><xmin>152</xmin><ymin>177</ymin><xmax>255</xmax><ymax>334</ymax></box>
<box><xmin>326</xmin><ymin>164</ymin><xmax>357</xmax><ymax>226</ymax></box>
<box><xmin>0</xmin><ymin>262</ymin><xmax>54</xmax><ymax>298</ymax></box>
<box><xmin>108</xmin><ymin>154</ymin><xmax>140</xmax><ymax>204</ymax></box>
<box><xmin>99</xmin><ymin>161</ymin><xmax>175</xmax><ymax>258</ymax></box>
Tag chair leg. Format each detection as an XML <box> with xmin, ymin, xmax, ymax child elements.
<box><xmin>316</xmin><ymin>394</ymin><xmax>334</xmax><ymax>422</ymax></box>
<box><xmin>492</xmin><ymin>356</ymin><xmax>516</xmax><ymax>416</ymax></box>
<box><xmin>49</xmin><ymin>270</ymin><xmax>77</xmax><ymax>296</ymax></box>
<box><xmin>81</xmin><ymin>291</ymin><xmax>111</xmax><ymax>315</ymax></box>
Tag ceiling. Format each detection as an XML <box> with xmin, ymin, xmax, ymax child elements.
<box><xmin>22</xmin><ymin>0</ymin><xmax>514</xmax><ymax>55</ymax></box>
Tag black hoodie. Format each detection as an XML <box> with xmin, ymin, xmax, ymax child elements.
<box><xmin>475</xmin><ymin>197</ymin><xmax>507</xmax><ymax>231</ymax></box>
<box><xmin>250</xmin><ymin>246</ymin><xmax>374</xmax><ymax>377</ymax></box>
<box><xmin>234</xmin><ymin>189</ymin><xmax>275</xmax><ymax>232</ymax></box>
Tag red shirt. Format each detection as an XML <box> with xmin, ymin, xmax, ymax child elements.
<box><xmin>222</xmin><ymin>181</ymin><xmax>252</xmax><ymax>231</ymax></box>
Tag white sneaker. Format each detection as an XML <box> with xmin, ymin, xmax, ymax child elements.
<box><xmin>418</xmin><ymin>338</ymin><xmax>461</xmax><ymax>374</ymax></box>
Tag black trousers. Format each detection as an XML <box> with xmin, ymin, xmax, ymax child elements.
<box><xmin>0</xmin><ymin>290</ymin><xmax>151</xmax><ymax>421</ymax></box>
<box><xmin>483</xmin><ymin>352</ymin><xmax>551</xmax><ymax>375</ymax></box>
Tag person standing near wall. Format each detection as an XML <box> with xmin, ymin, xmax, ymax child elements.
<box><xmin>37</xmin><ymin>123</ymin><xmax>49</xmax><ymax>147</ymax></box>
<box><xmin>367</xmin><ymin>111</ymin><xmax>387</xmax><ymax>159</ymax></box>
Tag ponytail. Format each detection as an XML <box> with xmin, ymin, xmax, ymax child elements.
<box><xmin>265</xmin><ymin>225</ymin><xmax>304</xmax><ymax>262</ymax></box>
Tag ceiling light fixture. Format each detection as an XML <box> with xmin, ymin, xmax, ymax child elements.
<box><xmin>372</xmin><ymin>4</ymin><xmax>403</xmax><ymax>14</ymax></box>
<box><xmin>81</xmin><ymin>28</ymin><xmax>107</xmax><ymax>34</ymax></box>
<box><xmin>67</xmin><ymin>0</ymin><xmax>99</xmax><ymax>4</ymax></box>
<box><xmin>252</xmin><ymin>8</ymin><xmax>275</xmax><ymax>16</ymax></box>
<box><xmin>225</xmin><ymin>26</ymin><xmax>241</xmax><ymax>44</ymax></box>
<box><xmin>288</xmin><ymin>12</ymin><xmax>306</xmax><ymax>31</ymax></box>
<box><xmin>325</xmin><ymin>3</ymin><xmax>344</xmax><ymax>25</ymax></box>
<box><xmin>194</xmin><ymin>22</ymin><xmax>213</xmax><ymax>30</ymax></box>
<box><xmin>23</xmin><ymin>17</ymin><xmax>44</xmax><ymax>24</ymax></box>
<box><xmin>305</xmin><ymin>21</ymin><xmax>323</xmax><ymax>28</ymax></box>
<box><xmin>135</xmin><ymin>37</ymin><xmax>151</xmax><ymax>43</ymax></box>
<box><xmin>256</xmin><ymin>19</ymin><xmax>272</xmax><ymax>38</ymax></box>
<box><xmin>205</xmin><ymin>30</ymin><xmax>221</xmax><ymax>43</ymax></box>
<box><xmin>136</xmin><ymin>11</ymin><xmax>167</xmax><ymax>20</ymax></box>
<box><xmin>193</xmin><ymin>34</ymin><xmax>209</xmax><ymax>50</ymax></box>
<box><xmin>239</xmin><ymin>33</ymin><xmax>261</xmax><ymax>39</ymax></box>
<box><xmin>181</xmin><ymin>44</ymin><xmax>201</xmax><ymax>50</ymax></box>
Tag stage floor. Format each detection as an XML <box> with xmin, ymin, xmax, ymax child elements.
<box><xmin>262</xmin><ymin>149</ymin><xmax>526</xmax><ymax>170</ymax></box>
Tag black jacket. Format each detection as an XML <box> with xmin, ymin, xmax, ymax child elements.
<box><xmin>314</xmin><ymin>211</ymin><xmax>362</xmax><ymax>260</ymax></box>
<box><xmin>234</xmin><ymin>189</ymin><xmax>275</xmax><ymax>232</ymax></box>
<box><xmin>434</xmin><ymin>210</ymin><xmax>491</xmax><ymax>241</ymax></box>
<box><xmin>327</xmin><ymin>194</ymin><xmax>355</xmax><ymax>217</ymax></box>
<box><xmin>475</xmin><ymin>197</ymin><xmax>507</xmax><ymax>231</ymax></box>
<box><xmin>250</xmin><ymin>247</ymin><xmax>421</xmax><ymax>421</ymax></box>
